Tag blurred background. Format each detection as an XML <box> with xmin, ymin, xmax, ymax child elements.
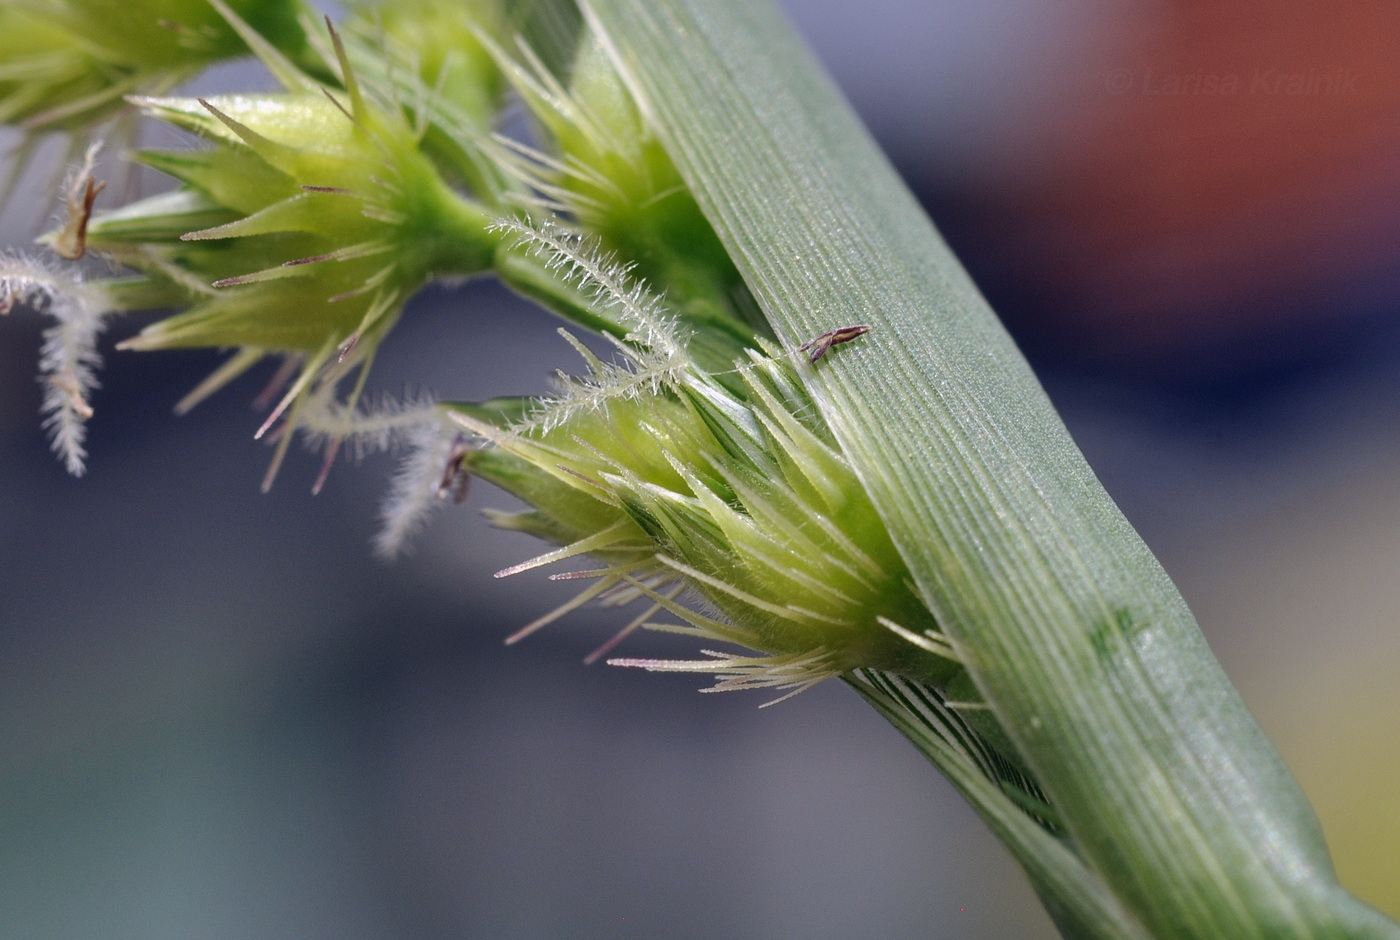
<box><xmin>2</xmin><ymin>0</ymin><xmax>1398</xmax><ymax>936</ymax></box>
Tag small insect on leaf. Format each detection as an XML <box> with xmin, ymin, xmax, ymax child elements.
<box><xmin>799</xmin><ymin>324</ymin><xmax>871</xmax><ymax>363</ymax></box>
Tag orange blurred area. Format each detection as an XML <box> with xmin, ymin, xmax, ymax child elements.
<box><xmin>961</xmin><ymin>0</ymin><xmax>1400</xmax><ymax>370</ymax></box>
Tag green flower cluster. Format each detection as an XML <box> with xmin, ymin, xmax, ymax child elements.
<box><xmin>2</xmin><ymin>0</ymin><xmax>971</xmax><ymax>702</ymax></box>
<box><xmin>63</xmin><ymin>8</ymin><xmax>506</xmax><ymax>486</ymax></box>
<box><xmin>452</xmin><ymin>323</ymin><xmax>957</xmax><ymax>696</ymax></box>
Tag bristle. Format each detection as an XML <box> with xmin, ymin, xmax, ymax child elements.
<box><xmin>373</xmin><ymin>418</ymin><xmax>455</xmax><ymax>558</ymax></box>
<box><xmin>2</xmin><ymin>252</ymin><xmax>116</xmax><ymax>476</ymax></box>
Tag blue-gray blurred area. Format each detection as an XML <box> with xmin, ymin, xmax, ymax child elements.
<box><xmin>2</xmin><ymin>1</ymin><xmax>1399</xmax><ymax>936</ymax></box>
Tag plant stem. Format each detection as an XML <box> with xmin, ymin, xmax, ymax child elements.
<box><xmin>580</xmin><ymin>0</ymin><xmax>1400</xmax><ymax>935</ymax></box>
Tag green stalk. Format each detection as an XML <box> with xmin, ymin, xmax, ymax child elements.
<box><xmin>580</xmin><ymin>0</ymin><xmax>1400</xmax><ymax>936</ymax></box>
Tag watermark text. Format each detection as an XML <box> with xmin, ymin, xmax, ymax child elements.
<box><xmin>1105</xmin><ymin>67</ymin><xmax>1359</xmax><ymax>96</ymax></box>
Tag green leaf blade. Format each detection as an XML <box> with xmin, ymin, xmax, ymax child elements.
<box><xmin>581</xmin><ymin>0</ymin><xmax>1399</xmax><ymax>935</ymax></box>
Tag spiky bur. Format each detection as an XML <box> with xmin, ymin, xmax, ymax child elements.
<box><xmin>481</xmin><ymin>22</ymin><xmax>766</xmax><ymax>364</ymax></box>
<box><xmin>61</xmin><ymin>10</ymin><xmax>507</xmax><ymax>490</ymax></box>
<box><xmin>448</xmin><ymin>349</ymin><xmax>964</xmax><ymax>702</ymax></box>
